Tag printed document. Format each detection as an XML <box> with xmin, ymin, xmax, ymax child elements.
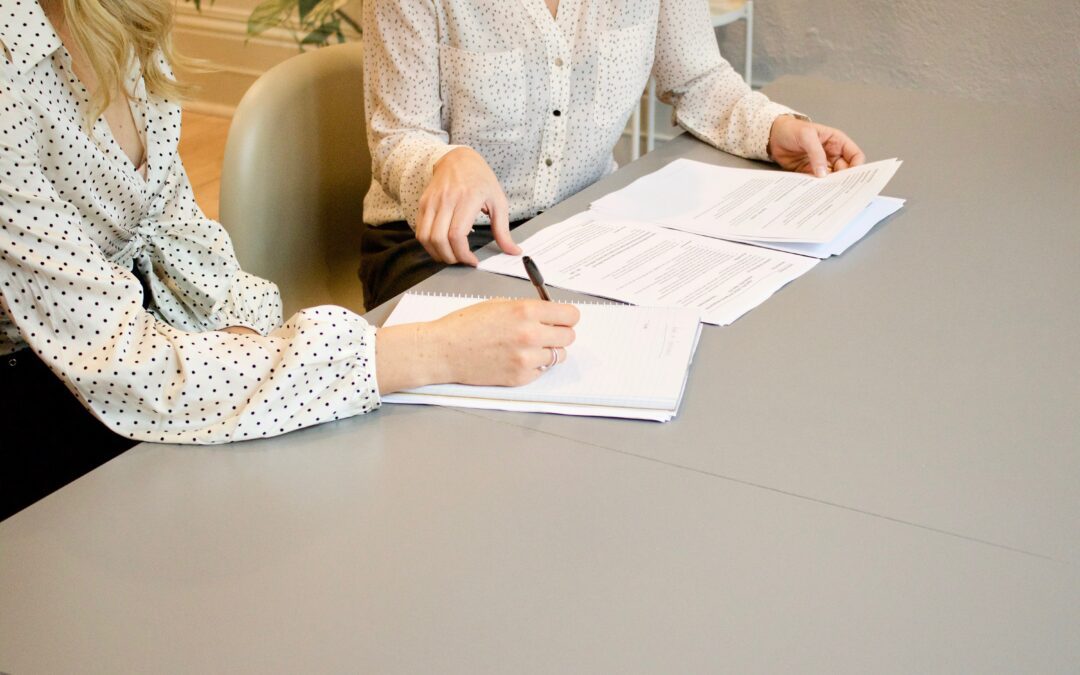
<box><xmin>478</xmin><ymin>213</ymin><xmax>818</xmax><ymax>326</ymax></box>
<box><xmin>751</xmin><ymin>196</ymin><xmax>906</xmax><ymax>258</ymax></box>
<box><xmin>592</xmin><ymin>158</ymin><xmax>902</xmax><ymax>244</ymax></box>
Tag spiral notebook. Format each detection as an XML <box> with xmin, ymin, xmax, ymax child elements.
<box><xmin>380</xmin><ymin>293</ymin><xmax>703</xmax><ymax>422</ymax></box>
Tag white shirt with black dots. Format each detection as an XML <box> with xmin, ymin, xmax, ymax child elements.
<box><xmin>0</xmin><ymin>0</ymin><xmax>379</xmax><ymax>444</ymax></box>
<box><xmin>362</xmin><ymin>0</ymin><xmax>802</xmax><ymax>228</ymax></box>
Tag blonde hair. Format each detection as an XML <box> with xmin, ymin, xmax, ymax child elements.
<box><xmin>62</xmin><ymin>0</ymin><xmax>191</xmax><ymax>119</ymax></box>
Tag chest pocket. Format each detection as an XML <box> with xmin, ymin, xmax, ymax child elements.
<box><xmin>593</xmin><ymin>22</ymin><xmax>654</xmax><ymax>131</ymax></box>
<box><xmin>440</xmin><ymin>44</ymin><xmax>527</xmax><ymax>144</ymax></box>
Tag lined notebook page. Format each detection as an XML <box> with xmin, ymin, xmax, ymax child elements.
<box><xmin>382</xmin><ymin>293</ymin><xmax>701</xmax><ymax>411</ymax></box>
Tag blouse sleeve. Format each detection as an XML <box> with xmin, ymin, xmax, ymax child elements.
<box><xmin>0</xmin><ymin>89</ymin><xmax>380</xmax><ymax>444</ymax></box>
<box><xmin>146</xmin><ymin>143</ymin><xmax>285</xmax><ymax>337</ymax></box>
<box><xmin>362</xmin><ymin>0</ymin><xmax>463</xmax><ymax>228</ymax></box>
<box><xmin>653</xmin><ymin>0</ymin><xmax>802</xmax><ymax>161</ymax></box>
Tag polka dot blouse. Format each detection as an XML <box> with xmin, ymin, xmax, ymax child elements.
<box><xmin>0</xmin><ymin>0</ymin><xmax>379</xmax><ymax>444</ymax></box>
<box><xmin>362</xmin><ymin>0</ymin><xmax>801</xmax><ymax>228</ymax></box>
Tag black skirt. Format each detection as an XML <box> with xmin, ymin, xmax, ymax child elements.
<box><xmin>359</xmin><ymin>220</ymin><xmax>527</xmax><ymax>309</ymax></box>
<box><xmin>0</xmin><ymin>349</ymin><xmax>137</xmax><ymax>520</ymax></box>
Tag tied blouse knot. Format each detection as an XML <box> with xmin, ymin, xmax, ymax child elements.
<box><xmin>112</xmin><ymin>214</ymin><xmax>240</xmax><ymax>321</ymax></box>
<box><xmin>1</xmin><ymin>0</ymin><xmax>380</xmax><ymax>444</ymax></box>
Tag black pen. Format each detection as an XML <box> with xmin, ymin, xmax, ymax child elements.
<box><xmin>522</xmin><ymin>256</ymin><xmax>551</xmax><ymax>302</ymax></box>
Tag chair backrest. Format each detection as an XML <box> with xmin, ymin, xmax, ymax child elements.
<box><xmin>219</xmin><ymin>42</ymin><xmax>369</xmax><ymax>316</ymax></box>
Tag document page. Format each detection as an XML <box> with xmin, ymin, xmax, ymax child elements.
<box><xmin>382</xmin><ymin>293</ymin><xmax>702</xmax><ymax>419</ymax></box>
<box><xmin>592</xmin><ymin>158</ymin><xmax>901</xmax><ymax>244</ymax></box>
<box><xmin>747</xmin><ymin>196</ymin><xmax>906</xmax><ymax>258</ymax></box>
<box><xmin>479</xmin><ymin>213</ymin><xmax>818</xmax><ymax>326</ymax></box>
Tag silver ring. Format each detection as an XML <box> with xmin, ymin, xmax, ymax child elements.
<box><xmin>537</xmin><ymin>346</ymin><xmax>559</xmax><ymax>371</ymax></box>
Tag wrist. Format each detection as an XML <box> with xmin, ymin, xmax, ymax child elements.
<box><xmin>766</xmin><ymin>114</ymin><xmax>796</xmax><ymax>161</ymax></box>
<box><xmin>434</xmin><ymin>146</ymin><xmax>477</xmax><ymax>172</ymax></box>
<box><xmin>766</xmin><ymin>113</ymin><xmax>812</xmax><ymax>161</ymax></box>
<box><xmin>375</xmin><ymin>322</ymin><xmax>453</xmax><ymax>394</ymax></box>
<box><xmin>414</xmin><ymin>320</ymin><xmax>457</xmax><ymax>384</ymax></box>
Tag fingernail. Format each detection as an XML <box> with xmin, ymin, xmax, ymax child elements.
<box><xmin>814</xmin><ymin>167</ymin><xmax>827</xmax><ymax>178</ymax></box>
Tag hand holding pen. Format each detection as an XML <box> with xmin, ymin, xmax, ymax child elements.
<box><xmin>523</xmin><ymin>255</ymin><xmax>566</xmax><ymax>371</ymax></box>
<box><xmin>523</xmin><ymin>256</ymin><xmax>551</xmax><ymax>302</ymax></box>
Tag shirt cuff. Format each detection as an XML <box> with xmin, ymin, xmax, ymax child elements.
<box><xmin>352</xmin><ymin>320</ymin><xmax>382</xmax><ymax>412</ymax></box>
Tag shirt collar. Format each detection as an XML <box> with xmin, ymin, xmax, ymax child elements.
<box><xmin>0</xmin><ymin>0</ymin><xmax>63</xmax><ymax>76</ymax></box>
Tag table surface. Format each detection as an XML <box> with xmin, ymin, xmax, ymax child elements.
<box><xmin>2</xmin><ymin>78</ymin><xmax>1078</xmax><ymax>674</ymax></box>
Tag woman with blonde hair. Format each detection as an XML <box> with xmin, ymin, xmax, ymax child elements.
<box><xmin>0</xmin><ymin>0</ymin><xmax>579</xmax><ymax>519</ymax></box>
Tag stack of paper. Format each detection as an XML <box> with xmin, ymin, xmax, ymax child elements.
<box><xmin>479</xmin><ymin>213</ymin><xmax>818</xmax><ymax>326</ymax></box>
<box><xmin>755</xmin><ymin>195</ymin><xmax>905</xmax><ymax>258</ymax></box>
<box><xmin>381</xmin><ymin>293</ymin><xmax>702</xmax><ymax>422</ymax></box>
<box><xmin>592</xmin><ymin>157</ymin><xmax>903</xmax><ymax>254</ymax></box>
<box><xmin>480</xmin><ymin>159</ymin><xmax>903</xmax><ymax>325</ymax></box>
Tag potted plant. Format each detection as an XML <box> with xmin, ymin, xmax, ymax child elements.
<box><xmin>188</xmin><ymin>0</ymin><xmax>359</xmax><ymax>48</ymax></box>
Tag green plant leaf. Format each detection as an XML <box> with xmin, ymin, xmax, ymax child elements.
<box><xmin>243</xmin><ymin>0</ymin><xmax>357</xmax><ymax>43</ymax></box>
<box><xmin>247</xmin><ymin>0</ymin><xmax>297</xmax><ymax>36</ymax></box>
<box><xmin>300</xmin><ymin>0</ymin><xmax>345</xmax><ymax>30</ymax></box>
<box><xmin>335</xmin><ymin>8</ymin><xmax>361</xmax><ymax>34</ymax></box>
<box><xmin>297</xmin><ymin>0</ymin><xmax>320</xmax><ymax>21</ymax></box>
<box><xmin>300</xmin><ymin>17</ymin><xmax>340</xmax><ymax>46</ymax></box>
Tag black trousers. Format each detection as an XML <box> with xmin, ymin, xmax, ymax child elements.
<box><xmin>0</xmin><ymin>349</ymin><xmax>137</xmax><ymax>520</ymax></box>
<box><xmin>359</xmin><ymin>219</ymin><xmax>528</xmax><ymax>309</ymax></box>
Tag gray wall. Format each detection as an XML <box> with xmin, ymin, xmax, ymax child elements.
<box><xmin>717</xmin><ymin>0</ymin><xmax>1080</xmax><ymax>112</ymax></box>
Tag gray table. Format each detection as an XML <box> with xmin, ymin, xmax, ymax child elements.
<box><xmin>2</xmin><ymin>78</ymin><xmax>1078</xmax><ymax>673</ymax></box>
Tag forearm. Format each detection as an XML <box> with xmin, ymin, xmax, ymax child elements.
<box><xmin>374</xmin><ymin>322</ymin><xmax>453</xmax><ymax>394</ymax></box>
<box><xmin>654</xmin><ymin>0</ymin><xmax>799</xmax><ymax>161</ymax></box>
<box><xmin>94</xmin><ymin>309</ymin><xmax>379</xmax><ymax>443</ymax></box>
<box><xmin>363</xmin><ymin>0</ymin><xmax>460</xmax><ymax>224</ymax></box>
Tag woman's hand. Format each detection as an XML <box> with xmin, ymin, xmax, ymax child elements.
<box><xmin>415</xmin><ymin>147</ymin><xmax>522</xmax><ymax>266</ymax></box>
<box><xmin>375</xmin><ymin>299</ymin><xmax>580</xmax><ymax>394</ymax></box>
<box><xmin>768</xmin><ymin>116</ymin><xmax>866</xmax><ymax>177</ymax></box>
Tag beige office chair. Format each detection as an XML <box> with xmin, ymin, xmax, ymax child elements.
<box><xmin>219</xmin><ymin>43</ymin><xmax>369</xmax><ymax>317</ymax></box>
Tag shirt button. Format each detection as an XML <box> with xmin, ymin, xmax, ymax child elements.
<box><xmin>554</xmin><ymin>57</ymin><xmax>564</xmax><ymax>67</ymax></box>
<box><xmin>553</xmin><ymin>109</ymin><xmax>561</xmax><ymax>117</ymax></box>
<box><xmin>544</xmin><ymin>158</ymin><xmax>554</xmax><ymax>167</ymax></box>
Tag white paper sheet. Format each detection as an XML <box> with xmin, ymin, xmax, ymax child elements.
<box><xmin>746</xmin><ymin>196</ymin><xmax>906</xmax><ymax>258</ymax></box>
<box><xmin>592</xmin><ymin>158</ymin><xmax>902</xmax><ymax>244</ymax></box>
<box><xmin>382</xmin><ymin>392</ymin><xmax>678</xmax><ymax>422</ymax></box>
<box><xmin>479</xmin><ymin>213</ymin><xmax>818</xmax><ymax>326</ymax></box>
<box><xmin>381</xmin><ymin>294</ymin><xmax>702</xmax><ymax>421</ymax></box>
